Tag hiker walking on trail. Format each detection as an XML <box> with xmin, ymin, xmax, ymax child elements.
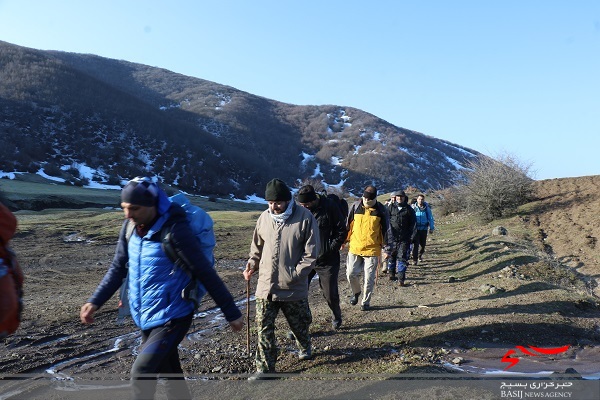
<box><xmin>411</xmin><ymin>194</ymin><xmax>435</xmax><ymax>265</ymax></box>
<box><xmin>80</xmin><ymin>177</ymin><xmax>243</xmax><ymax>400</ymax></box>
<box><xmin>384</xmin><ymin>193</ymin><xmax>395</xmax><ymax>206</ymax></box>
<box><xmin>384</xmin><ymin>191</ymin><xmax>416</xmax><ymax>286</ymax></box>
<box><xmin>345</xmin><ymin>185</ymin><xmax>391</xmax><ymax>311</ymax></box>
<box><xmin>243</xmin><ymin>179</ymin><xmax>319</xmax><ymax>380</ymax></box>
<box><xmin>297</xmin><ymin>185</ymin><xmax>347</xmax><ymax>330</ymax></box>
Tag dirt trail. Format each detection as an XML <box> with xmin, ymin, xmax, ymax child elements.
<box><xmin>1</xmin><ymin>177</ymin><xmax>600</xmax><ymax>398</ymax></box>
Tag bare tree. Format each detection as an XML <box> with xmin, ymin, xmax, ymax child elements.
<box><xmin>459</xmin><ymin>153</ymin><xmax>534</xmax><ymax>221</ymax></box>
<box><xmin>435</xmin><ymin>186</ymin><xmax>467</xmax><ymax>216</ymax></box>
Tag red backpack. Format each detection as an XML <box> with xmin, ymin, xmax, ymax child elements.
<box><xmin>0</xmin><ymin>248</ymin><xmax>23</xmax><ymax>338</ymax></box>
<box><xmin>0</xmin><ymin>203</ymin><xmax>23</xmax><ymax>339</ymax></box>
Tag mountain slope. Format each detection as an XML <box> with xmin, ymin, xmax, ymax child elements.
<box><xmin>0</xmin><ymin>40</ymin><xmax>481</xmax><ymax>197</ymax></box>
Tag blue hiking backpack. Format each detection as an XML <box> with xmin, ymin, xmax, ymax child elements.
<box><xmin>164</xmin><ymin>193</ymin><xmax>215</xmax><ymax>307</ymax></box>
<box><xmin>118</xmin><ymin>193</ymin><xmax>215</xmax><ymax>321</ymax></box>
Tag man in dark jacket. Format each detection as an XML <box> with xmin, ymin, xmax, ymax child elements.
<box><xmin>297</xmin><ymin>185</ymin><xmax>347</xmax><ymax>330</ymax></box>
<box><xmin>385</xmin><ymin>191</ymin><xmax>417</xmax><ymax>286</ymax></box>
<box><xmin>80</xmin><ymin>177</ymin><xmax>243</xmax><ymax>399</ymax></box>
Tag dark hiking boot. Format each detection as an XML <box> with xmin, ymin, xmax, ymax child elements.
<box><xmin>360</xmin><ymin>304</ymin><xmax>370</xmax><ymax>311</ymax></box>
<box><xmin>399</xmin><ymin>272</ymin><xmax>406</xmax><ymax>284</ymax></box>
<box><xmin>349</xmin><ymin>293</ymin><xmax>360</xmax><ymax>305</ymax></box>
<box><xmin>332</xmin><ymin>319</ymin><xmax>342</xmax><ymax>330</ymax></box>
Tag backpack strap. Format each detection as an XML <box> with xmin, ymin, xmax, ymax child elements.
<box><xmin>161</xmin><ymin>223</ymin><xmax>194</xmax><ymax>274</ymax></box>
<box><xmin>160</xmin><ymin>226</ymin><xmax>179</xmax><ymax>266</ymax></box>
<box><xmin>160</xmin><ymin>223</ymin><xmax>201</xmax><ymax>308</ymax></box>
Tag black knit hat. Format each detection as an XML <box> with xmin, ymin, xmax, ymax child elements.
<box><xmin>297</xmin><ymin>185</ymin><xmax>317</xmax><ymax>203</ymax></box>
<box><xmin>362</xmin><ymin>186</ymin><xmax>377</xmax><ymax>200</ymax></box>
<box><xmin>121</xmin><ymin>177</ymin><xmax>159</xmax><ymax>207</ymax></box>
<box><xmin>265</xmin><ymin>179</ymin><xmax>292</xmax><ymax>201</ymax></box>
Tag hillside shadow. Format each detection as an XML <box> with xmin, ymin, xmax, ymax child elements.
<box><xmin>399</xmin><ymin>297</ymin><xmax>599</xmax><ymax>334</ymax></box>
<box><xmin>434</xmin><ymin>234</ymin><xmax>489</xmax><ymax>255</ymax></box>
<box><xmin>287</xmin><ymin>342</ymin><xmax>450</xmax><ymax>374</ymax></box>
<box><xmin>445</xmin><ymin>254</ymin><xmax>538</xmax><ymax>281</ymax></box>
<box><xmin>520</xmin><ymin>197</ymin><xmax>582</xmax><ymax>217</ymax></box>
<box><xmin>474</xmin><ymin>281</ymin><xmax>557</xmax><ymax>300</ymax></box>
<box><xmin>410</xmin><ymin>322</ymin><xmax>597</xmax><ymax>348</ymax></box>
<box><xmin>421</xmin><ymin>259</ymin><xmax>458</xmax><ymax>270</ymax></box>
<box><xmin>297</xmin><ymin>317</ymin><xmax>598</xmax><ymax>374</ymax></box>
<box><xmin>322</xmin><ymin>286</ymin><xmax>599</xmax><ymax>349</ymax></box>
<box><xmin>322</xmin><ymin>295</ymin><xmax>599</xmax><ymax>339</ymax></box>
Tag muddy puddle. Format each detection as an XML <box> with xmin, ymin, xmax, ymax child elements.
<box><xmin>446</xmin><ymin>343</ymin><xmax>600</xmax><ymax>379</ymax></box>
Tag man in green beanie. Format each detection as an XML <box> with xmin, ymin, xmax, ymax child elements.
<box><xmin>243</xmin><ymin>178</ymin><xmax>319</xmax><ymax>380</ymax></box>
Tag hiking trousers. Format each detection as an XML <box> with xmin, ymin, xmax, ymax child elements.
<box><xmin>308</xmin><ymin>259</ymin><xmax>342</xmax><ymax>325</ymax></box>
<box><xmin>130</xmin><ymin>313</ymin><xmax>193</xmax><ymax>400</ymax></box>
<box><xmin>412</xmin><ymin>230</ymin><xmax>429</xmax><ymax>262</ymax></box>
<box><xmin>254</xmin><ymin>297</ymin><xmax>312</xmax><ymax>373</ymax></box>
<box><xmin>346</xmin><ymin>252</ymin><xmax>378</xmax><ymax>306</ymax></box>
<box><xmin>387</xmin><ymin>239</ymin><xmax>411</xmax><ymax>274</ymax></box>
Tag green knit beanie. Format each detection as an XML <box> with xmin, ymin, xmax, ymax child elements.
<box><xmin>264</xmin><ymin>179</ymin><xmax>292</xmax><ymax>201</ymax></box>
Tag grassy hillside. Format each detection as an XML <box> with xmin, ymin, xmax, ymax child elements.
<box><xmin>3</xmin><ymin>177</ymin><xmax>264</xmax><ymax>258</ymax></box>
<box><xmin>0</xmin><ymin>178</ymin><xmax>121</xmax><ymax>208</ymax></box>
<box><xmin>0</xmin><ymin>176</ymin><xmax>265</xmax><ymax>213</ymax></box>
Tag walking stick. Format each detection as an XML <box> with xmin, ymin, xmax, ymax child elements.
<box><xmin>246</xmin><ymin>278</ymin><xmax>251</xmax><ymax>354</ymax></box>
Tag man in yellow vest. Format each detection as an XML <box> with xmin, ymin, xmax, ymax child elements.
<box><xmin>345</xmin><ymin>186</ymin><xmax>391</xmax><ymax>311</ymax></box>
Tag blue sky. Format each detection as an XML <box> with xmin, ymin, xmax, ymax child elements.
<box><xmin>1</xmin><ymin>0</ymin><xmax>598</xmax><ymax>180</ymax></box>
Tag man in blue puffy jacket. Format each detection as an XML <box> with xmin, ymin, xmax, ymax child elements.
<box><xmin>80</xmin><ymin>177</ymin><xmax>243</xmax><ymax>400</ymax></box>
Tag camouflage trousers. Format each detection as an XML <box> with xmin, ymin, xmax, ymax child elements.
<box><xmin>254</xmin><ymin>297</ymin><xmax>312</xmax><ymax>373</ymax></box>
